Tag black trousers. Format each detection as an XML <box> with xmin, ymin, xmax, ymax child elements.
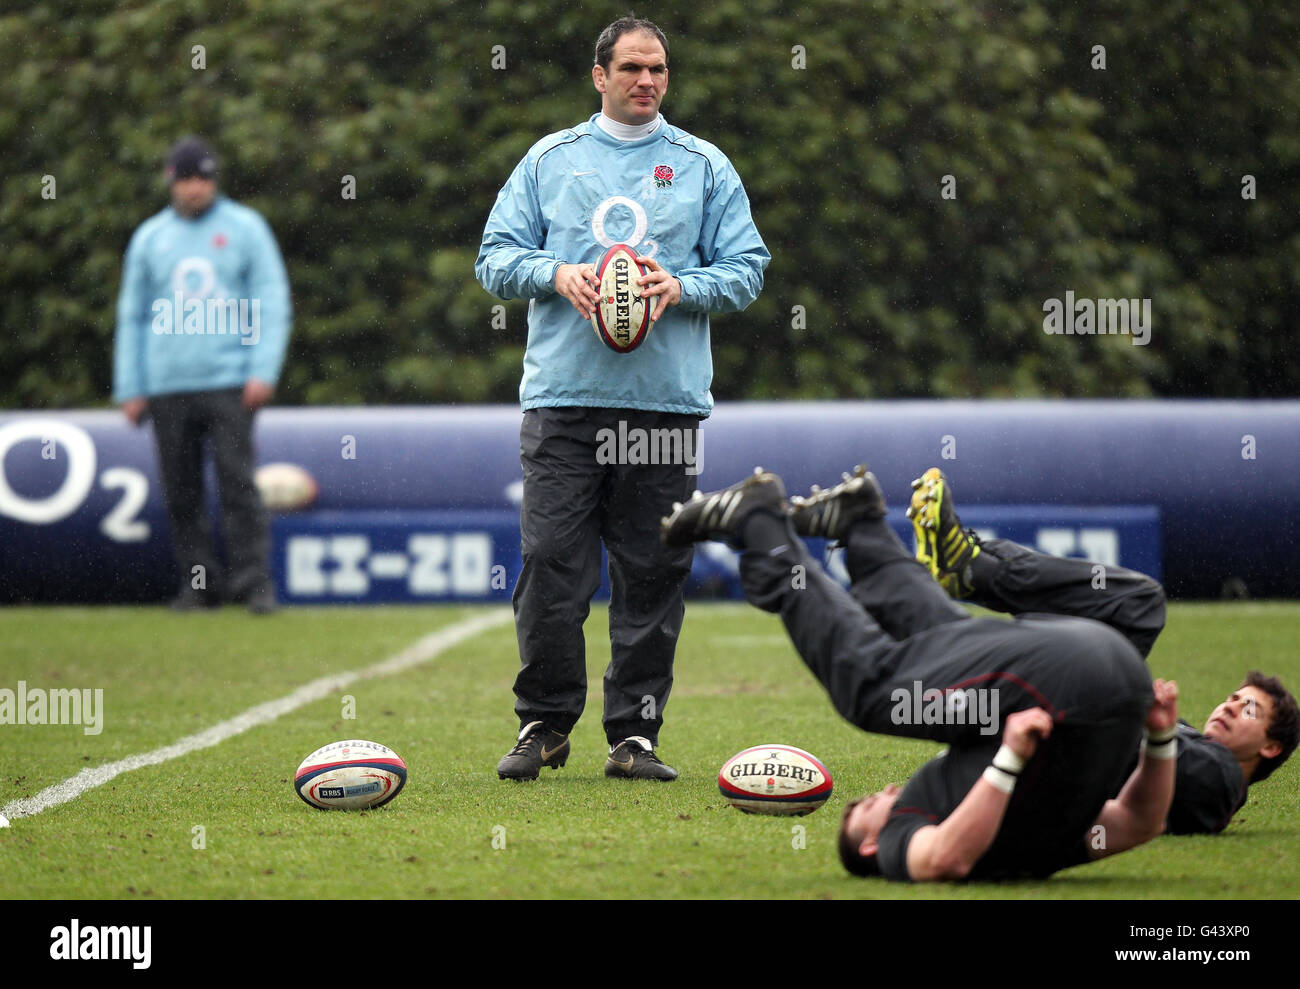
<box><xmin>149</xmin><ymin>388</ymin><xmax>270</xmax><ymax>600</ymax></box>
<box><xmin>964</xmin><ymin>538</ymin><xmax>1167</xmax><ymax>659</ymax></box>
<box><xmin>512</xmin><ymin>407</ymin><xmax>699</xmax><ymax>744</ymax></box>
<box><xmin>737</xmin><ymin>512</ymin><xmax>1151</xmax><ymax>748</ymax></box>
<box><xmin>738</xmin><ymin>514</ymin><xmax>1153</xmax><ymax>877</ymax></box>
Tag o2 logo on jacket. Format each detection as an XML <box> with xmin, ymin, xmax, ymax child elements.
<box><xmin>591</xmin><ymin>195</ymin><xmax>658</xmax><ymax>259</ymax></box>
<box><xmin>172</xmin><ymin>256</ymin><xmax>219</xmax><ymax>300</ymax></box>
<box><xmin>0</xmin><ymin>420</ymin><xmax>150</xmax><ymax>542</ymax></box>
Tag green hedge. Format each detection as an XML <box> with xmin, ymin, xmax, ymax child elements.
<box><xmin>2</xmin><ymin>0</ymin><xmax>1296</xmax><ymax>407</ymax></box>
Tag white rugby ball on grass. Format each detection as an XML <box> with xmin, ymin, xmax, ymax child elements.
<box><xmin>255</xmin><ymin>462</ymin><xmax>319</xmax><ymax>511</ymax></box>
<box><xmin>294</xmin><ymin>739</ymin><xmax>408</xmax><ymax>810</ymax></box>
<box><xmin>590</xmin><ymin>242</ymin><xmax>651</xmax><ymax>353</ymax></box>
<box><xmin>718</xmin><ymin>744</ymin><xmax>833</xmax><ymax>816</ymax></box>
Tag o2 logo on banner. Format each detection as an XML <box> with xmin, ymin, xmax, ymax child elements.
<box><xmin>0</xmin><ymin>420</ymin><xmax>150</xmax><ymax>542</ymax></box>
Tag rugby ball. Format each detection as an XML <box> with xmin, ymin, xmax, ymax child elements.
<box><xmin>718</xmin><ymin>744</ymin><xmax>833</xmax><ymax>816</ymax></box>
<box><xmin>255</xmin><ymin>462</ymin><xmax>319</xmax><ymax>512</ymax></box>
<box><xmin>590</xmin><ymin>243</ymin><xmax>651</xmax><ymax>353</ymax></box>
<box><xmin>294</xmin><ymin>739</ymin><xmax>408</xmax><ymax>810</ymax></box>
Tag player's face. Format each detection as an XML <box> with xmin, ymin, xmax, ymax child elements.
<box><xmin>845</xmin><ymin>783</ymin><xmax>902</xmax><ymax>852</ymax></box>
<box><xmin>1203</xmin><ymin>686</ymin><xmax>1277</xmax><ymax>760</ymax></box>
<box><xmin>592</xmin><ymin>32</ymin><xmax>668</xmax><ymax>126</ymax></box>
<box><xmin>171</xmin><ymin>177</ymin><xmax>217</xmax><ymax>218</ymax></box>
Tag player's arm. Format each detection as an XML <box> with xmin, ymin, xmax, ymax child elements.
<box><xmin>243</xmin><ymin>212</ymin><xmax>293</xmax><ymax>409</ymax></box>
<box><xmin>474</xmin><ymin>155</ymin><xmax>566</xmax><ymax>302</ymax></box>
<box><xmin>671</xmin><ymin>161</ymin><xmax>770</xmax><ymax>315</ymax></box>
<box><xmin>1086</xmin><ymin>679</ymin><xmax>1178</xmax><ymax>861</ymax></box>
<box><xmin>905</xmin><ymin>708</ymin><xmax>1053</xmax><ymax>881</ymax></box>
<box><xmin>113</xmin><ymin>227</ymin><xmax>152</xmax><ymax>423</ymax></box>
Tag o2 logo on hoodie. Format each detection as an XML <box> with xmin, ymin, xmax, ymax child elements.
<box><xmin>171</xmin><ymin>256</ymin><xmax>220</xmax><ymax>300</ymax></box>
<box><xmin>591</xmin><ymin>196</ymin><xmax>658</xmax><ymax>260</ymax></box>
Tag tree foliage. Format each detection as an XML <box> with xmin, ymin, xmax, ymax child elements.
<box><xmin>2</xmin><ymin>0</ymin><xmax>1296</xmax><ymax>408</ymax></box>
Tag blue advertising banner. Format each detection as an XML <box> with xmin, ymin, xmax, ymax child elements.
<box><xmin>0</xmin><ymin>401</ymin><xmax>1292</xmax><ymax>602</ymax></box>
<box><xmin>269</xmin><ymin>505</ymin><xmax>1160</xmax><ymax>604</ymax></box>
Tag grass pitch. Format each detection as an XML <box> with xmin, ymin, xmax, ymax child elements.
<box><xmin>1</xmin><ymin>601</ymin><xmax>1297</xmax><ymax>900</ymax></box>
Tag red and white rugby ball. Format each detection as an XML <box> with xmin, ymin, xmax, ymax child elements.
<box><xmin>255</xmin><ymin>462</ymin><xmax>319</xmax><ymax>512</ymax></box>
<box><xmin>719</xmin><ymin>744</ymin><xmax>833</xmax><ymax>816</ymax></box>
<box><xmin>590</xmin><ymin>243</ymin><xmax>651</xmax><ymax>353</ymax></box>
<box><xmin>294</xmin><ymin>739</ymin><xmax>408</xmax><ymax>810</ymax></box>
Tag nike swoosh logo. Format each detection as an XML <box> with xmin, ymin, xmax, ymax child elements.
<box><xmin>541</xmin><ymin>742</ymin><xmax>566</xmax><ymax>760</ymax></box>
<box><xmin>608</xmin><ymin>754</ymin><xmax>635</xmax><ymax>772</ymax></box>
<box><xmin>573</xmin><ymin>169</ymin><xmax>597</xmax><ymax>177</ymax></box>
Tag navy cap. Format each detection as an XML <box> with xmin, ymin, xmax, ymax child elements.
<box><xmin>165</xmin><ymin>137</ymin><xmax>218</xmax><ymax>182</ymax></box>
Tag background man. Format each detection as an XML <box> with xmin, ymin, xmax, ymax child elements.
<box><xmin>113</xmin><ymin>136</ymin><xmax>292</xmax><ymax>613</ymax></box>
<box><xmin>476</xmin><ymin>17</ymin><xmax>770</xmax><ymax>780</ymax></box>
<box><xmin>907</xmin><ymin>466</ymin><xmax>1299</xmax><ymax>833</ymax></box>
<box><xmin>662</xmin><ymin>465</ymin><xmax>1175</xmax><ymax>880</ymax></box>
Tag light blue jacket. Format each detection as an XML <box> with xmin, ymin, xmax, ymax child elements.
<box><xmin>113</xmin><ymin>196</ymin><xmax>292</xmax><ymax>402</ymax></box>
<box><xmin>475</xmin><ymin>114</ymin><xmax>770</xmax><ymax>416</ymax></box>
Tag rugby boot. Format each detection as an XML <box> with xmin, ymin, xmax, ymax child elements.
<box><xmin>906</xmin><ymin>467</ymin><xmax>981</xmax><ymax>598</ymax></box>
<box><xmin>604</xmin><ymin>736</ymin><xmax>678</xmax><ymax>781</ymax></box>
<box><xmin>660</xmin><ymin>468</ymin><xmax>787</xmax><ymax>547</ymax></box>
<box><xmin>497</xmin><ymin>721</ymin><xmax>570</xmax><ymax>780</ymax></box>
<box><xmin>790</xmin><ymin>464</ymin><xmax>888</xmax><ymax>541</ymax></box>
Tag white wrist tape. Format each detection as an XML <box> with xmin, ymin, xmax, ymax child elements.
<box><xmin>991</xmin><ymin>744</ymin><xmax>1026</xmax><ymax>775</ymax></box>
<box><xmin>982</xmin><ymin>765</ymin><xmax>1017</xmax><ymax>794</ymax></box>
<box><xmin>1145</xmin><ymin>737</ymin><xmax>1178</xmax><ymax>760</ymax></box>
<box><xmin>1145</xmin><ymin>724</ymin><xmax>1178</xmax><ymax>759</ymax></box>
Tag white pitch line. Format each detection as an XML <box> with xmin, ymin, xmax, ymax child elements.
<box><xmin>0</xmin><ymin>608</ymin><xmax>513</xmax><ymax>824</ymax></box>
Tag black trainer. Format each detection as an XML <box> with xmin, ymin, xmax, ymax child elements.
<box><xmin>497</xmin><ymin>721</ymin><xmax>570</xmax><ymax>781</ymax></box>
<box><xmin>790</xmin><ymin>464</ymin><xmax>887</xmax><ymax>541</ymax></box>
<box><xmin>604</xmin><ymin>736</ymin><xmax>678</xmax><ymax>781</ymax></box>
<box><xmin>660</xmin><ymin>468</ymin><xmax>787</xmax><ymax>547</ymax></box>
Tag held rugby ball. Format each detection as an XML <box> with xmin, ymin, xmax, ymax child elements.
<box><xmin>294</xmin><ymin>739</ymin><xmax>408</xmax><ymax>810</ymax></box>
<box><xmin>590</xmin><ymin>243</ymin><xmax>651</xmax><ymax>353</ymax></box>
<box><xmin>255</xmin><ymin>462</ymin><xmax>319</xmax><ymax>512</ymax></box>
<box><xmin>718</xmin><ymin>744</ymin><xmax>833</xmax><ymax>816</ymax></box>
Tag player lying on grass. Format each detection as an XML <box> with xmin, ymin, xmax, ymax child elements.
<box><xmin>906</xmin><ymin>466</ymin><xmax>1299</xmax><ymax>834</ymax></box>
<box><xmin>662</xmin><ymin>466</ymin><xmax>1177</xmax><ymax>881</ymax></box>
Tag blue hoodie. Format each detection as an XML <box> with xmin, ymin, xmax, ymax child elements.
<box><xmin>113</xmin><ymin>196</ymin><xmax>292</xmax><ymax>402</ymax></box>
<box><xmin>475</xmin><ymin>114</ymin><xmax>770</xmax><ymax>417</ymax></box>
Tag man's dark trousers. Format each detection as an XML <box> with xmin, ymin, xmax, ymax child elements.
<box><xmin>737</xmin><ymin>513</ymin><xmax>1151</xmax><ymax>744</ymax></box>
<box><xmin>512</xmin><ymin>406</ymin><xmax>699</xmax><ymax>745</ymax></box>
<box><xmin>734</xmin><ymin>511</ymin><xmax>1151</xmax><ymax>853</ymax></box>
<box><xmin>149</xmin><ymin>388</ymin><xmax>270</xmax><ymax>601</ymax></box>
<box><xmin>962</xmin><ymin>538</ymin><xmax>1167</xmax><ymax>659</ymax></box>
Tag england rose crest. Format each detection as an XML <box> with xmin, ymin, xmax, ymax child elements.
<box><xmin>653</xmin><ymin>164</ymin><xmax>674</xmax><ymax>188</ymax></box>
